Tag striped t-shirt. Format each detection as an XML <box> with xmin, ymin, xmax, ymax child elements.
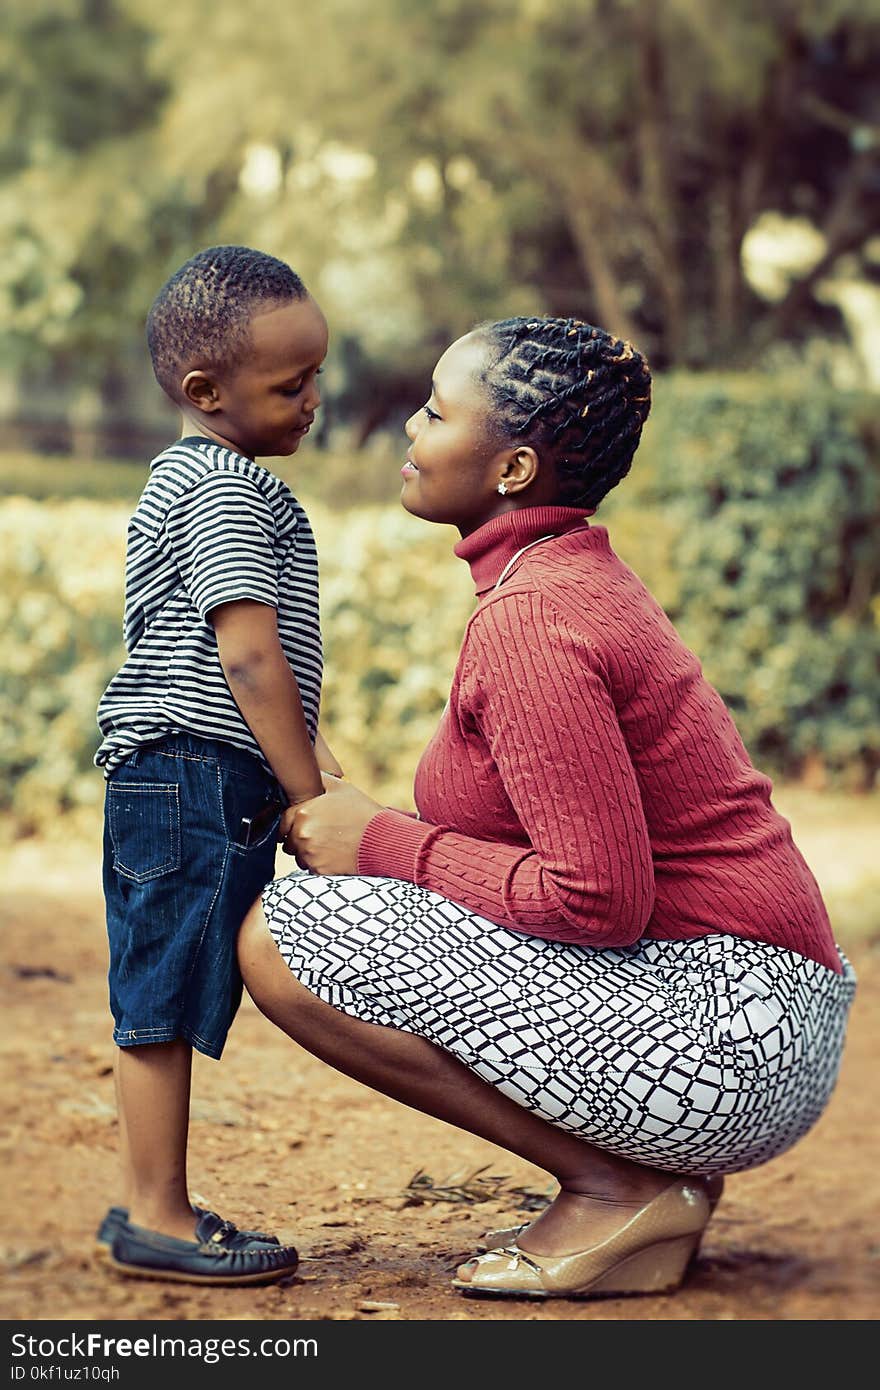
<box><xmin>95</xmin><ymin>436</ymin><xmax>322</xmax><ymax>777</ymax></box>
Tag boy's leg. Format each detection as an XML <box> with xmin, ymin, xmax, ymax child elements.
<box><xmin>101</xmin><ymin>737</ymin><xmax>290</xmax><ymax>1274</ymax></box>
<box><xmin>112</xmin><ymin>1051</ymin><xmax>130</xmax><ymax>1208</ymax></box>
<box><xmin>109</xmin><ymin>1033</ymin><xmax>299</xmax><ymax>1283</ymax></box>
<box><xmin>116</xmin><ymin>1039</ymin><xmax>198</xmax><ymax>1242</ymax></box>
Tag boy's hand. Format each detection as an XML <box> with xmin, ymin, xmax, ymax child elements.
<box><xmin>275</xmin><ymin>783</ymin><xmax>338</xmax><ymax>860</ymax></box>
<box><xmin>281</xmin><ymin>774</ymin><xmax>383</xmax><ymax>874</ymax></box>
<box><xmin>277</xmin><ymin>804</ymin><xmax>301</xmax><ymax>854</ymax></box>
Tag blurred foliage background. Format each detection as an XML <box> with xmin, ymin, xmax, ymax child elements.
<box><xmin>1</xmin><ymin>0</ymin><xmax>879</xmax><ymax>855</ymax></box>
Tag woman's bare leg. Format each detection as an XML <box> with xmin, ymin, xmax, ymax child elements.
<box><xmin>238</xmin><ymin>903</ymin><xmax>693</xmax><ymax>1269</ymax></box>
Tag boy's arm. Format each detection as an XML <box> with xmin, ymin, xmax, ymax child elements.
<box><xmin>211</xmin><ymin>598</ymin><xmax>323</xmax><ymax>806</ymax></box>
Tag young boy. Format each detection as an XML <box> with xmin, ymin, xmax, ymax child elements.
<box><xmin>94</xmin><ymin>245</ymin><xmax>339</xmax><ymax>1285</ymax></box>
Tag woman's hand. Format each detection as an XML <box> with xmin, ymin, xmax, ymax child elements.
<box><xmin>279</xmin><ymin>773</ymin><xmax>383</xmax><ymax>874</ymax></box>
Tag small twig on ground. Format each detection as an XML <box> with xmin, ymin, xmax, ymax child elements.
<box><xmin>400</xmin><ymin>1166</ymin><xmax>553</xmax><ymax>1209</ymax></box>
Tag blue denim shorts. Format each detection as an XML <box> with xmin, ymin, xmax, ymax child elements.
<box><xmin>102</xmin><ymin>733</ymin><xmax>284</xmax><ymax>1059</ymax></box>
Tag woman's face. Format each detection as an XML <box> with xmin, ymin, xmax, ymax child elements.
<box><xmin>402</xmin><ymin>333</ymin><xmax>514</xmax><ymax>535</ymax></box>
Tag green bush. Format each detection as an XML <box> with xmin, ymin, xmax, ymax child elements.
<box><xmin>600</xmin><ymin>374</ymin><xmax>880</xmax><ymax>787</ymax></box>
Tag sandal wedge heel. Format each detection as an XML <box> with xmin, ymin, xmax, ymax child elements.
<box><xmin>453</xmin><ymin>1179</ymin><xmax>710</xmax><ymax>1300</ymax></box>
<box><xmin>476</xmin><ymin>1173</ymin><xmax>724</xmax><ymax>1255</ymax></box>
<box><xmin>584</xmin><ymin>1233</ymin><xmax>702</xmax><ymax>1297</ymax></box>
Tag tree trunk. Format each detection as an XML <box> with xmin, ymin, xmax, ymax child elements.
<box><xmin>710</xmin><ymin>177</ymin><xmax>744</xmax><ymax>358</ymax></box>
<box><xmin>557</xmin><ymin>181</ymin><xmax>640</xmax><ymax>345</ymax></box>
<box><xmin>633</xmin><ymin>1</ymin><xmax>686</xmax><ymax>361</ymax></box>
<box><xmin>498</xmin><ymin>106</ymin><xmax>640</xmax><ymax>345</ymax></box>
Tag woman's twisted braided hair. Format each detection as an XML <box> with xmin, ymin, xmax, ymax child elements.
<box><xmin>474</xmin><ymin>316</ymin><xmax>652</xmax><ymax>508</ymax></box>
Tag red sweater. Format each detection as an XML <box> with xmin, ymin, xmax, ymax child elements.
<box><xmin>357</xmin><ymin>506</ymin><xmax>840</xmax><ymax>973</ymax></box>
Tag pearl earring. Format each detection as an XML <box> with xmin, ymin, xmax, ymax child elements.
<box><xmin>497</xmin><ymin>481</ymin><xmax>509</xmax><ymax>495</ymax></box>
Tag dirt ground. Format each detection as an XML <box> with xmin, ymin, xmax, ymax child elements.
<box><xmin>1</xmin><ymin>832</ymin><xmax>878</xmax><ymax>1324</ymax></box>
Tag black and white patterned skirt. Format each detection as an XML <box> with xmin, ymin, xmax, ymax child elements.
<box><xmin>261</xmin><ymin>872</ymin><xmax>856</xmax><ymax>1176</ymax></box>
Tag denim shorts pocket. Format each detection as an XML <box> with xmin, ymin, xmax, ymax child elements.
<box><xmin>108</xmin><ymin>782</ymin><xmax>182</xmax><ymax>883</ymax></box>
<box><xmin>218</xmin><ymin>765</ymin><xmax>282</xmax><ymax>853</ymax></box>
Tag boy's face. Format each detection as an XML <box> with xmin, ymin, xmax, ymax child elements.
<box><xmin>188</xmin><ymin>296</ymin><xmax>329</xmax><ymax>458</ymax></box>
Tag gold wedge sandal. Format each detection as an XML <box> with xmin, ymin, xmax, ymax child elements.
<box><xmin>476</xmin><ymin>1173</ymin><xmax>724</xmax><ymax>1254</ymax></box>
<box><xmin>453</xmin><ymin>1179</ymin><xmax>711</xmax><ymax>1300</ymax></box>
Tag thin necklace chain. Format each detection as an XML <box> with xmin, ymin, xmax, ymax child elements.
<box><xmin>492</xmin><ymin>534</ymin><xmax>557</xmax><ymax>591</ymax></box>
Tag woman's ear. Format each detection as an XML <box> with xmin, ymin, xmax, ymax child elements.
<box><xmin>181</xmin><ymin>370</ymin><xmax>221</xmax><ymax>414</ymax></box>
<box><xmin>500</xmin><ymin>446</ymin><xmax>540</xmax><ymax>494</ymax></box>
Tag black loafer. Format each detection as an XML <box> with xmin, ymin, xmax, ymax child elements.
<box><xmin>109</xmin><ymin>1211</ymin><xmax>299</xmax><ymax>1286</ymax></box>
<box><xmin>95</xmin><ymin>1204</ymin><xmax>279</xmax><ymax>1249</ymax></box>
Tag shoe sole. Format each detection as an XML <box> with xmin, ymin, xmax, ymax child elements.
<box><xmin>108</xmin><ymin>1254</ymin><xmax>299</xmax><ymax>1287</ymax></box>
<box><xmin>452</xmin><ymin>1233</ymin><xmax>699</xmax><ymax>1300</ymax></box>
<box><xmin>451</xmin><ymin>1280</ymin><xmax>681</xmax><ymax>1301</ymax></box>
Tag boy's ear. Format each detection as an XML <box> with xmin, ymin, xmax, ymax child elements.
<box><xmin>181</xmin><ymin>370</ymin><xmax>221</xmax><ymax>414</ymax></box>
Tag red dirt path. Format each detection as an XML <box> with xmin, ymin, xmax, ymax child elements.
<box><xmin>1</xmin><ymin>870</ymin><xmax>877</xmax><ymax>1323</ymax></box>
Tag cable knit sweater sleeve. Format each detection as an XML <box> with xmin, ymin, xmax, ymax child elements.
<box><xmin>357</xmin><ymin>591</ymin><xmax>655</xmax><ymax>947</ymax></box>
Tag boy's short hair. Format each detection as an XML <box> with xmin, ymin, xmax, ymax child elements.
<box><xmin>147</xmin><ymin>245</ymin><xmax>307</xmax><ymax>402</ymax></box>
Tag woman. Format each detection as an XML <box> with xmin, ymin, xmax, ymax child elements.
<box><xmin>237</xmin><ymin>316</ymin><xmax>856</xmax><ymax>1300</ymax></box>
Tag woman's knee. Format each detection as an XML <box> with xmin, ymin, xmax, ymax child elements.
<box><xmin>237</xmin><ymin>898</ymin><xmax>320</xmax><ymax>1034</ymax></box>
<box><xmin>237</xmin><ymin>897</ymin><xmax>272</xmax><ymax>975</ymax></box>
<box><xmin>237</xmin><ymin>900</ymin><xmax>287</xmax><ymax>1005</ymax></box>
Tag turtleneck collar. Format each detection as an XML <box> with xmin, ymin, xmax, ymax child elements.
<box><xmin>454</xmin><ymin>505</ymin><xmax>594</xmax><ymax>596</ymax></box>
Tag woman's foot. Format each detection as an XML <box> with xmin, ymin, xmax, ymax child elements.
<box><xmin>461</xmin><ymin>1184</ymin><xmax>668</xmax><ymax>1280</ymax></box>
<box><xmin>513</xmin><ymin>1190</ymin><xmax>656</xmax><ymax>1257</ymax></box>
<box><xmin>477</xmin><ymin>1172</ymin><xmax>725</xmax><ymax>1254</ymax></box>
<box><xmin>454</xmin><ymin>1179</ymin><xmax>711</xmax><ymax>1300</ymax></box>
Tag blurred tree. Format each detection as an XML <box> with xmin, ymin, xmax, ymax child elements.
<box><xmin>280</xmin><ymin>0</ymin><xmax>880</xmax><ymax>369</ymax></box>
<box><xmin>2</xmin><ymin>0</ymin><xmax>878</xmax><ymax>430</ymax></box>
<box><xmin>1</xmin><ymin>0</ymin><xmax>164</xmax><ymax>177</ymax></box>
<box><xmin>1</xmin><ymin>1</ymin><xmax>161</xmax><ymax>377</ymax></box>
<box><xmin>0</xmin><ymin>0</ymin><xmax>232</xmax><ymax>419</ymax></box>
